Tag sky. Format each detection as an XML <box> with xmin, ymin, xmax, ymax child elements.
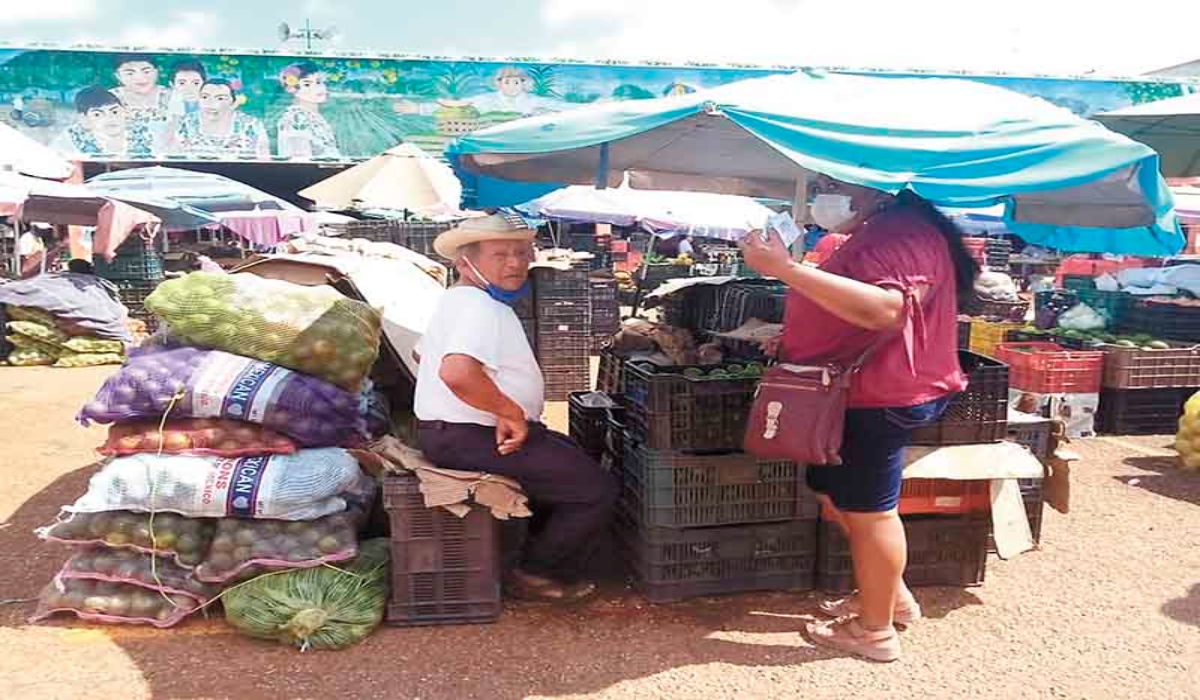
<box><xmin>2</xmin><ymin>0</ymin><xmax>1199</xmax><ymax>76</ymax></box>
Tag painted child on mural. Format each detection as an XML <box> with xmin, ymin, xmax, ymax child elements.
<box><xmin>52</xmin><ymin>86</ymin><xmax>155</xmax><ymax>159</ymax></box>
<box><xmin>110</xmin><ymin>55</ymin><xmax>173</xmax><ymax>148</ymax></box>
<box><xmin>276</xmin><ymin>62</ymin><xmax>341</xmax><ymax>160</ymax></box>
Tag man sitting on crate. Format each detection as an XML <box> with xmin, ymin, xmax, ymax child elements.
<box><xmin>414</xmin><ymin>213</ymin><xmax>619</xmax><ymax>602</ymax></box>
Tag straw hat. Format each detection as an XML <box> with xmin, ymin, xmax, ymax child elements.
<box><xmin>433</xmin><ymin>212</ymin><xmax>535</xmax><ymax>260</ymax></box>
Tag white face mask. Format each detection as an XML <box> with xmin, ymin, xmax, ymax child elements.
<box><xmin>810</xmin><ymin>194</ymin><xmax>856</xmax><ymax>232</ymax></box>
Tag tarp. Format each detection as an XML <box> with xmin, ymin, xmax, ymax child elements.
<box><xmin>0</xmin><ymin>122</ymin><xmax>74</xmax><ymax>180</ymax></box>
<box><xmin>518</xmin><ymin>185</ymin><xmax>775</xmax><ymax>239</ymax></box>
<box><xmin>1096</xmin><ymin>93</ymin><xmax>1200</xmax><ymax>179</ymax></box>
<box><xmin>0</xmin><ymin>273</ymin><xmax>131</xmax><ymax>341</ymax></box>
<box><xmin>87</xmin><ymin>167</ymin><xmax>301</xmax><ymax>214</ymax></box>
<box><xmin>453</xmin><ymin>71</ymin><xmax>1184</xmax><ymax>257</ymax></box>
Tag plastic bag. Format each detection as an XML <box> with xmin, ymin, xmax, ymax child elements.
<box><xmin>32</xmin><ymin>577</ymin><xmax>201</xmax><ymax>628</ymax></box>
<box><xmin>145</xmin><ymin>273</ymin><xmax>383</xmax><ymax>391</ymax></box>
<box><xmin>7</xmin><ymin>347</ymin><xmax>55</xmax><ymax>366</ymax></box>
<box><xmin>58</xmin><ymin>547</ymin><xmax>218</xmax><ymax>602</ymax></box>
<box><xmin>54</xmin><ymin>353</ymin><xmax>124</xmax><ymax>368</ymax></box>
<box><xmin>1056</xmin><ymin>303</ymin><xmax>1107</xmax><ymax>331</ymax></box>
<box><xmin>38</xmin><ymin>511</ymin><xmax>216</xmax><ymax>568</ymax></box>
<box><xmin>63</xmin><ymin>337</ymin><xmax>125</xmax><ymax>354</ymax></box>
<box><xmin>66</xmin><ymin>449</ymin><xmax>369</xmax><ymax>521</ymax></box>
<box><xmin>193</xmin><ymin>509</ymin><xmax>361</xmax><ymax>583</ymax></box>
<box><xmin>77</xmin><ymin>346</ymin><xmax>365</xmax><ymax>447</ymax></box>
<box><xmin>222</xmin><ymin>538</ymin><xmax>389</xmax><ymax>650</ymax></box>
<box><xmin>7</xmin><ymin>320</ymin><xmax>67</xmax><ymax>344</ymax></box>
<box><xmin>100</xmin><ymin>418</ymin><xmax>299</xmax><ymax>457</ymax></box>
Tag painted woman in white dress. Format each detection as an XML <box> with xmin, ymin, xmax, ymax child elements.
<box><xmin>275</xmin><ymin>62</ymin><xmax>341</xmax><ymax>160</ymax></box>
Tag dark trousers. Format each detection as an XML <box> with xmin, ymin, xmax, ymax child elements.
<box><xmin>418</xmin><ymin>420</ymin><xmax>620</xmax><ymax>580</ymax></box>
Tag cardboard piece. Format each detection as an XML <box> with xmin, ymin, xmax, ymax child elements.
<box><xmin>1009</xmin><ymin>389</ymin><xmax>1098</xmax><ymax>438</ymax></box>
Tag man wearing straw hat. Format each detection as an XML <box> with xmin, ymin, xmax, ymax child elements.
<box><xmin>415</xmin><ymin>213</ymin><xmax>619</xmax><ymax>601</ymax></box>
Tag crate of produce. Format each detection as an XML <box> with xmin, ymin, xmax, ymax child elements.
<box><xmin>383</xmin><ymin>473</ymin><xmax>502</xmax><ymax>627</ymax></box>
<box><xmin>1097</xmin><ymin>387</ymin><xmax>1195</xmax><ymax>435</ymax></box>
<box><xmin>1007</xmin><ymin>415</ymin><xmax>1055</xmax><ymax>460</ymax></box>
<box><xmin>94</xmin><ymin>237</ymin><xmax>164</xmax><ymax>281</ymax></box>
<box><xmin>1033</xmin><ymin>290</ymin><xmax>1079</xmax><ymax>329</ymax></box>
<box><xmin>816</xmin><ymin>514</ymin><xmax>989</xmax><ymax>592</ymax></box>
<box><xmin>621</xmin><ymin>443</ymin><xmax>816</xmax><ymax>528</ymax></box>
<box><xmin>1101</xmin><ymin>342</ymin><xmax>1200</xmax><ymax>389</ymax></box>
<box><xmin>911</xmin><ymin>351</ymin><xmax>1009</xmax><ymax>446</ymax></box>
<box><xmin>995</xmin><ymin>342</ymin><xmax>1104</xmax><ymax>394</ymax></box>
<box><xmin>1075</xmin><ymin>289</ymin><xmax>1134</xmax><ymax>326</ymax></box>
<box><xmin>616</xmin><ymin>512</ymin><xmax>818</xmax><ymax>603</ymax></box>
<box><xmin>898</xmin><ymin>478</ymin><xmax>991</xmax><ymax>515</ymax></box>
<box><xmin>969</xmin><ymin>320</ymin><xmax>1024</xmax><ymax>358</ymax></box>
<box><xmin>623</xmin><ymin>361</ymin><xmax>763</xmax><ymax>451</ymax></box>
<box><xmin>961</xmin><ymin>294</ymin><xmax>1027</xmax><ymax>322</ymax></box>
<box><xmin>1119</xmin><ymin>297</ymin><xmax>1200</xmax><ymax>342</ymax></box>
<box><xmin>568</xmin><ymin>392</ymin><xmax>621</xmax><ymax>460</ymax></box>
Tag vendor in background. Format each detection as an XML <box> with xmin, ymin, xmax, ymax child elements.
<box><xmin>739</xmin><ymin>175</ymin><xmax>977</xmax><ymax>663</ymax></box>
<box><xmin>652</xmin><ymin>233</ymin><xmax>695</xmax><ymax>259</ymax></box>
<box><xmin>414</xmin><ymin>214</ymin><xmax>619</xmax><ymax>602</ymax></box>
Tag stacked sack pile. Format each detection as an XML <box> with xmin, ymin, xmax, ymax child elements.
<box><xmin>33</xmin><ymin>272</ymin><xmax>391</xmax><ymax>646</ymax></box>
<box><xmin>5</xmin><ymin>306</ymin><xmax>126</xmax><ymax>367</ymax></box>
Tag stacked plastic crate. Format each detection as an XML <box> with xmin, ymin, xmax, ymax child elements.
<box><xmin>96</xmin><ymin>237</ymin><xmax>165</xmax><ymax>333</ymax></box>
<box><xmin>1096</xmin><ymin>342</ymin><xmax>1200</xmax><ymax>435</ymax></box>
<box><xmin>589</xmin><ymin>276</ymin><xmax>621</xmax><ymax>350</ymax></box>
<box><xmin>997</xmin><ymin>341</ymin><xmax>1105</xmax><ymax>438</ymax></box>
<box><xmin>612</xmin><ymin>359</ymin><xmax>819</xmax><ymax>602</ymax></box>
<box><xmin>532</xmin><ymin>265</ymin><xmax>592</xmax><ymax>401</ymax></box>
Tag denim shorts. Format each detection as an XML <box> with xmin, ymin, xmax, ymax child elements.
<box><xmin>806</xmin><ymin>397</ymin><xmax>952</xmax><ymax>513</ymax></box>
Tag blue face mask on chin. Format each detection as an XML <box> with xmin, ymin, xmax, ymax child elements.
<box><xmin>464</xmin><ymin>258</ymin><xmax>531</xmax><ymax>306</ymax></box>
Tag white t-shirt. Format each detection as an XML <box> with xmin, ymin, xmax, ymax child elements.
<box><xmin>414</xmin><ymin>286</ymin><xmax>544</xmax><ymax>426</ymax></box>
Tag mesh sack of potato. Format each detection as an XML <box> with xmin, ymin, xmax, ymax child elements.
<box><xmin>31</xmin><ymin>577</ymin><xmax>202</xmax><ymax>628</ymax></box>
<box><xmin>57</xmin><ymin>546</ymin><xmax>218</xmax><ymax>602</ymax></box>
<box><xmin>7</xmin><ymin>347</ymin><xmax>56</xmax><ymax>366</ymax></box>
<box><xmin>77</xmin><ymin>346</ymin><xmax>365</xmax><ymax>447</ymax></box>
<box><xmin>193</xmin><ymin>508</ymin><xmax>361</xmax><ymax>584</ymax></box>
<box><xmin>65</xmin><ymin>449</ymin><xmax>370</xmax><ymax>521</ymax></box>
<box><xmin>145</xmin><ymin>273</ymin><xmax>383</xmax><ymax>391</ymax></box>
<box><xmin>222</xmin><ymin>538</ymin><xmax>388</xmax><ymax>650</ymax></box>
<box><xmin>38</xmin><ymin>511</ymin><xmax>216</xmax><ymax>568</ymax></box>
<box><xmin>100</xmin><ymin>418</ymin><xmax>299</xmax><ymax>458</ymax></box>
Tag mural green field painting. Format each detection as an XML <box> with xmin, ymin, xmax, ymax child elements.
<box><xmin>0</xmin><ymin>46</ymin><xmax>1194</xmax><ymax>164</ymax></box>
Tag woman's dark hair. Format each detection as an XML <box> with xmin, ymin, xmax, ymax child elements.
<box><xmin>112</xmin><ymin>53</ymin><xmax>156</xmax><ymax>72</ymax></box>
<box><xmin>893</xmin><ymin>190</ymin><xmax>979</xmax><ymax>295</ymax></box>
<box><xmin>290</xmin><ymin>62</ymin><xmax>322</xmax><ymax>80</ymax></box>
<box><xmin>67</xmin><ymin>259</ymin><xmax>94</xmax><ymax>275</ymax></box>
<box><xmin>170</xmin><ymin>59</ymin><xmax>207</xmax><ymax>81</ymax></box>
<box><xmin>202</xmin><ymin>78</ymin><xmax>238</xmax><ymax>100</ymax></box>
<box><xmin>74</xmin><ymin>86</ymin><xmax>121</xmax><ymax>113</ymax></box>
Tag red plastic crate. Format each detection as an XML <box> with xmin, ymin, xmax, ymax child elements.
<box><xmin>898</xmin><ymin>479</ymin><xmax>992</xmax><ymax>515</ymax></box>
<box><xmin>995</xmin><ymin>342</ymin><xmax>1104</xmax><ymax>394</ymax></box>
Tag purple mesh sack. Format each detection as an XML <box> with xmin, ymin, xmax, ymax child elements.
<box><xmin>78</xmin><ymin>346</ymin><xmax>365</xmax><ymax>447</ymax></box>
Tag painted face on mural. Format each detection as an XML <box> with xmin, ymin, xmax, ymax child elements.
<box><xmin>173</xmin><ymin>71</ymin><xmax>205</xmax><ymax>102</ymax></box>
<box><xmin>294</xmin><ymin>73</ymin><xmax>329</xmax><ymax>104</ymax></box>
<box><xmin>115</xmin><ymin>61</ymin><xmax>160</xmax><ymax>95</ymax></box>
<box><xmin>495</xmin><ymin>72</ymin><xmax>532</xmax><ymax>98</ymax></box>
<box><xmin>199</xmin><ymin>83</ymin><xmax>236</xmax><ymax>117</ymax></box>
<box><xmin>83</xmin><ymin>103</ymin><xmax>127</xmax><ymax>138</ymax></box>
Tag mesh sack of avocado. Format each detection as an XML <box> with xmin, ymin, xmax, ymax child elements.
<box><xmin>7</xmin><ymin>346</ymin><xmax>56</xmax><ymax>366</ymax></box>
<box><xmin>63</xmin><ymin>337</ymin><xmax>125</xmax><ymax>354</ymax></box>
<box><xmin>54</xmin><ymin>353</ymin><xmax>125</xmax><ymax>368</ymax></box>
<box><xmin>7</xmin><ymin>320</ymin><xmax>67</xmax><ymax>345</ymax></box>
<box><xmin>6</xmin><ymin>305</ymin><xmax>58</xmax><ymax>327</ymax></box>
<box><xmin>100</xmin><ymin>418</ymin><xmax>299</xmax><ymax>458</ymax></box>
<box><xmin>77</xmin><ymin>346</ymin><xmax>365</xmax><ymax>447</ymax></box>
<box><xmin>57</xmin><ymin>546</ymin><xmax>218</xmax><ymax>602</ymax></box>
<box><xmin>193</xmin><ymin>508</ymin><xmax>362</xmax><ymax>584</ymax></box>
<box><xmin>7</xmin><ymin>333</ymin><xmax>64</xmax><ymax>358</ymax></box>
<box><xmin>144</xmin><ymin>273</ymin><xmax>383</xmax><ymax>391</ymax></box>
<box><xmin>65</xmin><ymin>449</ymin><xmax>371</xmax><ymax>521</ymax></box>
<box><xmin>38</xmin><ymin>511</ymin><xmax>216</xmax><ymax>568</ymax></box>
<box><xmin>31</xmin><ymin>576</ymin><xmax>202</xmax><ymax>628</ymax></box>
<box><xmin>222</xmin><ymin>538</ymin><xmax>389</xmax><ymax>650</ymax></box>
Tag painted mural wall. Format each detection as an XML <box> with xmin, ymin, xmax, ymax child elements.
<box><xmin>0</xmin><ymin>46</ymin><xmax>1194</xmax><ymax>164</ymax></box>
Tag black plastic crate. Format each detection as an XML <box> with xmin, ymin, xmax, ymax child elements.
<box><xmin>957</xmin><ymin>319</ymin><xmax>972</xmax><ymax>350</ymax></box>
<box><xmin>623</xmin><ymin>361</ymin><xmax>761</xmax><ymax>451</ymax></box>
<box><xmin>1007</xmin><ymin>417</ymin><xmax>1055</xmax><ymax>460</ymax></box>
<box><xmin>708</xmin><ymin>282</ymin><xmax>788</xmax><ymax>333</ymax></box>
<box><xmin>597</xmin><ymin>347</ymin><xmax>625</xmax><ymax>394</ymax></box>
<box><xmin>383</xmin><ymin>473</ymin><xmax>502</xmax><ymax>627</ymax></box>
<box><xmin>533</xmin><ymin>266</ymin><xmax>590</xmax><ymax>299</ymax></box>
<box><xmin>1075</xmin><ymin>289</ymin><xmax>1134</xmax><ymax>327</ymax></box>
<box><xmin>568</xmin><ymin>392</ymin><xmax>620</xmax><ymax>460</ymax></box>
<box><xmin>639</xmin><ymin>263</ymin><xmax>692</xmax><ymax>288</ymax></box>
<box><xmin>616</xmin><ymin>513</ymin><xmax>818</xmax><ymax>603</ymax></box>
<box><xmin>603</xmin><ymin>409</ymin><xmax>627</xmax><ymax>474</ymax></box>
<box><xmin>536</xmin><ymin>332</ymin><xmax>592</xmax><ymax>356</ymax></box>
<box><xmin>910</xmin><ymin>351</ymin><xmax>1009</xmax><ymax>446</ymax></box>
<box><xmin>623</xmin><ymin>359</ymin><xmax>760</xmax><ymax>416</ymax></box>
<box><xmin>1097</xmin><ymin>387</ymin><xmax>1195</xmax><ymax>435</ymax></box>
<box><xmin>536</xmin><ymin>297</ymin><xmax>591</xmax><ymax>322</ymax></box>
<box><xmin>816</xmin><ymin>514</ymin><xmax>988</xmax><ymax>592</ymax></box>
<box><xmin>621</xmin><ymin>443</ymin><xmax>815</xmax><ymax>528</ymax></box>
<box><xmin>1119</xmin><ymin>297</ymin><xmax>1200</xmax><ymax>341</ymax></box>
<box><xmin>94</xmin><ymin>237</ymin><xmax>164</xmax><ymax>281</ymax></box>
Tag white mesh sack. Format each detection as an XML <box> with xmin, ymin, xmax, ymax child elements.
<box><xmin>67</xmin><ymin>449</ymin><xmax>368</xmax><ymax>521</ymax></box>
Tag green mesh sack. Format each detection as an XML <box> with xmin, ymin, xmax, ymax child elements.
<box><xmin>7</xmin><ymin>306</ymin><xmax>58</xmax><ymax>327</ymax></box>
<box><xmin>8</xmin><ymin>347</ymin><xmax>56</xmax><ymax>366</ymax></box>
<box><xmin>7</xmin><ymin>320</ymin><xmax>67</xmax><ymax>345</ymax></box>
<box><xmin>54</xmin><ymin>352</ymin><xmax>124</xmax><ymax>368</ymax></box>
<box><xmin>8</xmin><ymin>333</ymin><xmax>64</xmax><ymax>358</ymax></box>
<box><xmin>222</xmin><ymin>538</ymin><xmax>389</xmax><ymax>651</ymax></box>
<box><xmin>63</xmin><ymin>337</ymin><xmax>125</xmax><ymax>354</ymax></box>
<box><xmin>145</xmin><ymin>273</ymin><xmax>382</xmax><ymax>391</ymax></box>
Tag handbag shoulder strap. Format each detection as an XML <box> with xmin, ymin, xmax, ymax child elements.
<box><xmin>848</xmin><ymin>288</ymin><xmax>916</xmax><ymax>372</ymax></box>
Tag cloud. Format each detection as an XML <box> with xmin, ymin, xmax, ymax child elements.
<box><xmin>0</xmin><ymin>0</ymin><xmax>97</xmax><ymax>24</ymax></box>
<box><xmin>303</xmin><ymin>0</ymin><xmax>334</xmax><ymax>15</ymax></box>
<box><xmin>540</xmin><ymin>0</ymin><xmax>1200</xmax><ymax>75</ymax></box>
<box><xmin>115</xmin><ymin>11</ymin><xmax>218</xmax><ymax>49</ymax></box>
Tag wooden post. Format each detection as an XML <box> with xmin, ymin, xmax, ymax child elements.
<box><xmin>791</xmin><ymin>172</ymin><xmax>811</xmax><ymax>261</ymax></box>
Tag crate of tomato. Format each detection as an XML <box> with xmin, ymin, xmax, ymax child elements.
<box><xmin>994</xmin><ymin>342</ymin><xmax>1105</xmax><ymax>394</ymax></box>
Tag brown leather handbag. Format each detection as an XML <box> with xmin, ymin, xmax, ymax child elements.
<box><xmin>742</xmin><ymin>332</ymin><xmax>896</xmax><ymax>465</ymax></box>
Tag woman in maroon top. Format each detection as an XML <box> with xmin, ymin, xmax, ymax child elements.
<box><xmin>740</xmin><ymin>175</ymin><xmax>977</xmax><ymax>662</ymax></box>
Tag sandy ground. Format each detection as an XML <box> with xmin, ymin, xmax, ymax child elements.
<box><xmin>0</xmin><ymin>366</ymin><xmax>1197</xmax><ymax>700</ymax></box>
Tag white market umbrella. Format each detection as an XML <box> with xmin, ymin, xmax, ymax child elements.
<box><xmin>1096</xmin><ymin>93</ymin><xmax>1200</xmax><ymax>178</ymax></box>
<box><xmin>0</xmin><ymin>123</ymin><xmax>74</xmax><ymax>180</ymax></box>
<box><xmin>299</xmin><ymin>143</ymin><xmax>464</xmax><ymax>218</ymax></box>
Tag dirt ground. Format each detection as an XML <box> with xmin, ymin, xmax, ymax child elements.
<box><xmin>0</xmin><ymin>366</ymin><xmax>1197</xmax><ymax>700</ymax></box>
